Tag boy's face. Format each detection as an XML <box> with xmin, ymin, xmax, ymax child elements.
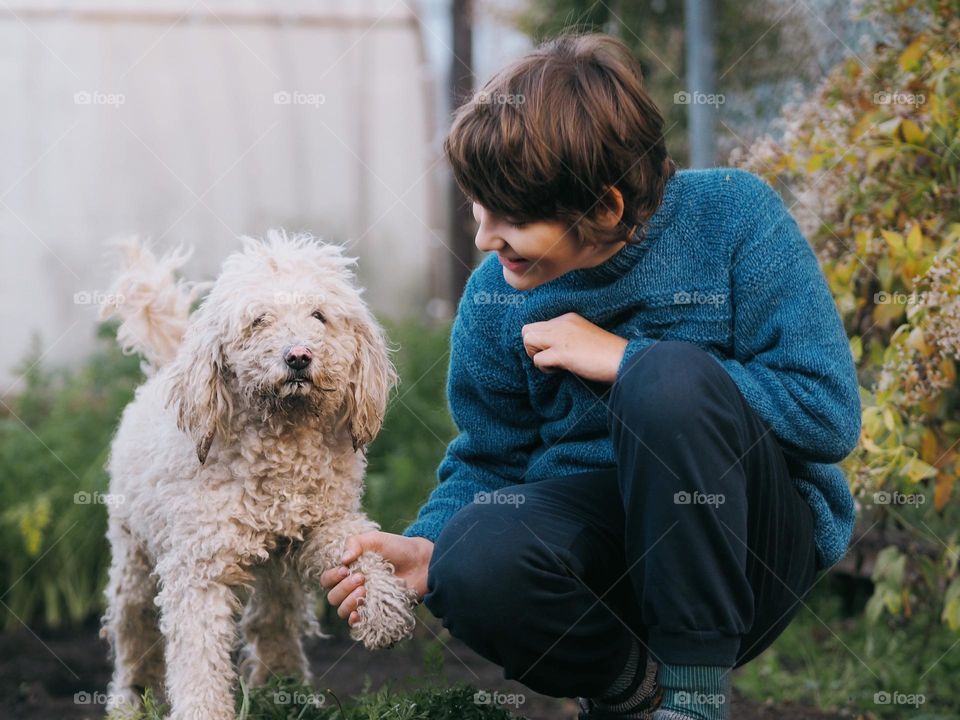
<box><xmin>471</xmin><ymin>202</ymin><xmax>624</xmax><ymax>291</ymax></box>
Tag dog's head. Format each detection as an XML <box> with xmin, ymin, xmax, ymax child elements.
<box><xmin>165</xmin><ymin>231</ymin><xmax>397</xmax><ymax>464</ymax></box>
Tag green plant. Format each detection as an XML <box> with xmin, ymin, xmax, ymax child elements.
<box><xmin>734</xmin><ymin>580</ymin><xmax>960</xmax><ymax>718</ymax></box>
<box><xmin>0</xmin><ymin>326</ymin><xmax>143</xmax><ymax>629</ymax></box>
<box><xmin>107</xmin><ymin>676</ymin><xmax>524</xmax><ymax>720</ymax></box>
<box><xmin>364</xmin><ymin>319</ymin><xmax>455</xmax><ymax>535</ymax></box>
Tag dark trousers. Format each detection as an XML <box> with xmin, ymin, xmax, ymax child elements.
<box><xmin>423</xmin><ymin>341</ymin><xmax>820</xmax><ymax>699</ymax></box>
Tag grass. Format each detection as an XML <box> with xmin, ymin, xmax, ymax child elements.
<box><xmin>734</xmin><ymin>579</ymin><xmax>960</xmax><ymax>719</ymax></box>
<box><xmin>108</xmin><ymin>676</ymin><xmax>523</xmax><ymax>720</ymax></box>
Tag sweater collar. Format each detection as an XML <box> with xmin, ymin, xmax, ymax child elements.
<box><xmin>529</xmin><ymin>170</ymin><xmax>684</xmax><ymax>291</ymax></box>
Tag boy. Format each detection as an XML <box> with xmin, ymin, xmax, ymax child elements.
<box><xmin>322</xmin><ymin>32</ymin><xmax>860</xmax><ymax>720</ymax></box>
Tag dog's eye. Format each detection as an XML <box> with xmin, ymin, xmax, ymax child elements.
<box><xmin>252</xmin><ymin>314</ymin><xmax>267</xmax><ymax>328</ymax></box>
<box><xmin>311</xmin><ymin>310</ymin><xmax>326</xmax><ymax>324</ymax></box>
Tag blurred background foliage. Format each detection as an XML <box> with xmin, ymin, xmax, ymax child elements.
<box><xmin>0</xmin><ymin>325</ymin><xmax>142</xmax><ymax>630</ymax></box>
<box><xmin>364</xmin><ymin>320</ymin><xmax>455</xmax><ymax>536</ymax></box>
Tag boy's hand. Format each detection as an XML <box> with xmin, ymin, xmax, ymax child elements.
<box><xmin>522</xmin><ymin>312</ymin><xmax>628</xmax><ymax>384</ymax></box>
<box><xmin>319</xmin><ymin>532</ymin><xmax>433</xmax><ymax>627</ymax></box>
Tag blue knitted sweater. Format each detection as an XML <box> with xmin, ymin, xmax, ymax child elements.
<box><xmin>402</xmin><ymin>168</ymin><xmax>861</xmax><ymax>570</ymax></box>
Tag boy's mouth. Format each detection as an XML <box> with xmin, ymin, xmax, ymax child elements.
<box><xmin>498</xmin><ymin>254</ymin><xmax>531</xmax><ymax>273</ymax></box>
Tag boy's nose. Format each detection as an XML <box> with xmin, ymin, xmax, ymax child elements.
<box><xmin>472</xmin><ymin>203</ymin><xmax>504</xmax><ymax>252</ymax></box>
<box><xmin>474</xmin><ymin>226</ymin><xmax>505</xmax><ymax>253</ymax></box>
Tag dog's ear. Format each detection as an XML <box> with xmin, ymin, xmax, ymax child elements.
<box><xmin>344</xmin><ymin>311</ymin><xmax>397</xmax><ymax>451</ymax></box>
<box><xmin>164</xmin><ymin>306</ymin><xmax>232</xmax><ymax>464</ymax></box>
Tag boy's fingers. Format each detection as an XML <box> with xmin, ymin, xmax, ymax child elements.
<box><xmin>340</xmin><ymin>536</ymin><xmax>362</xmax><ymax>564</ymax></box>
<box><xmin>341</xmin><ymin>531</ymin><xmax>383</xmax><ymax>564</ymax></box>
<box><xmin>337</xmin><ymin>586</ymin><xmax>366</xmax><ymax>619</ymax></box>
<box><xmin>327</xmin><ymin>573</ymin><xmax>364</xmax><ymax>606</ymax></box>
<box><xmin>348</xmin><ymin>611</ymin><xmax>360</xmax><ymax>626</ymax></box>
<box><xmin>320</xmin><ymin>565</ymin><xmax>349</xmax><ymax>590</ymax></box>
<box><xmin>522</xmin><ymin>332</ymin><xmax>547</xmax><ymax>357</ymax></box>
<box><xmin>533</xmin><ymin>347</ymin><xmax>561</xmax><ymax>372</ymax></box>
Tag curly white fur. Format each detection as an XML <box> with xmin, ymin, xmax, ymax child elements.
<box><xmin>99</xmin><ymin>231</ymin><xmax>418</xmax><ymax>720</ymax></box>
<box><xmin>97</xmin><ymin>237</ymin><xmax>210</xmax><ymax>374</ymax></box>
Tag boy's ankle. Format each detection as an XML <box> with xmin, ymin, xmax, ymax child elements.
<box><xmin>601</xmin><ymin>639</ymin><xmax>661</xmax><ymax>709</ymax></box>
<box><xmin>653</xmin><ymin>663</ymin><xmax>731</xmax><ymax>720</ymax></box>
<box><xmin>578</xmin><ymin>640</ymin><xmax>661</xmax><ymax>719</ymax></box>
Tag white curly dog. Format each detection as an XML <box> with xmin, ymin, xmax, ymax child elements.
<box><xmin>98</xmin><ymin>232</ymin><xmax>418</xmax><ymax>719</ymax></box>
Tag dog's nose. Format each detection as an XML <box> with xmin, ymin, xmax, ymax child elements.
<box><xmin>284</xmin><ymin>345</ymin><xmax>313</xmax><ymax>370</ymax></box>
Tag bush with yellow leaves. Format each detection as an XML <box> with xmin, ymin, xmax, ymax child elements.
<box><xmin>732</xmin><ymin>0</ymin><xmax>960</xmax><ymax>630</ymax></box>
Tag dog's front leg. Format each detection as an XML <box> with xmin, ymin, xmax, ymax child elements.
<box><xmin>298</xmin><ymin>514</ymin><xmax>418</xmax><ymax>650</ymax></box>
<box><xmin>155</xmin><ymin>565</ymin><xmax>246</xmax><ymax>720</ymax></box>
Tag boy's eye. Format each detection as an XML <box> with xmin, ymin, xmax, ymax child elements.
<box><xmin>311</xmin><ymin>310</ymin><xmax>326</xmax><ymax>323</ymax></box>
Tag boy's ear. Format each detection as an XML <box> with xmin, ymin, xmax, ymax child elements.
<box><xmin>594</xmin><ymin>186</ymin><xmax>626</xmax><ymax>229</ymax></box>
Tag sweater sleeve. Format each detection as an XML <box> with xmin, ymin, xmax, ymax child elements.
<box><xmin>402</xmin><ymin>276</ymin><xmax>538</xmax><ymax>542</ymax></box>
<box><xmin>715</xmin><ymin>177</ymin><xmax>862</xmax><ymax>462</ymax></box>
<box><xmin>620</xmin><ymin>173</ymin><xmax>862</xmax><ymax>464</ymax></box>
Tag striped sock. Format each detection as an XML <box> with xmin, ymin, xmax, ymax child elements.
<box><xmin>651</xmin><ymin>664</ymin><xmax>730</xmax><ymax>720</ymax></box>
<box><xmin>591</xmin><ymin>638</ymin><xmax>661</xmax><ymax>717</ymax></box>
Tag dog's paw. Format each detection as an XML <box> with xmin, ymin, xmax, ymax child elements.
<box><xmin>349</xmin><ymin>571</ymin><xmax>419</xmax><ymax>650</ymax></box>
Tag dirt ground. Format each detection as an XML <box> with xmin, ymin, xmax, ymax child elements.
<box><xmin>0</xmin><ymin>615</ymin><xmax>854</xmax><ymax>720</ymax></box>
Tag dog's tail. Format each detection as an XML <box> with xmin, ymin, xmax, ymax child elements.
<box><xmin>99</xmin><ymin>237</ymin><xmax>210</xmax><ymax>373</ymax></box>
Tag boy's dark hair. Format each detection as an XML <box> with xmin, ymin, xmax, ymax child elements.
<box><xmin>444</xmin><ymin>32</ymin><xmax>676</xmax><ymax>246</ymax></box>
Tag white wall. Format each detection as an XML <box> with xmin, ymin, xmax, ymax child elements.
<box><xmin>0</xmin><ymin>0</ymin><xmax>442</xmax><ymax>391</ymax></box>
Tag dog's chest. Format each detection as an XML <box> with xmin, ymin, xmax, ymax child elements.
<box><xmin>225</xmin><ymin>425</ymin><xmax>362</xmax><ymax>538</ymax></box>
